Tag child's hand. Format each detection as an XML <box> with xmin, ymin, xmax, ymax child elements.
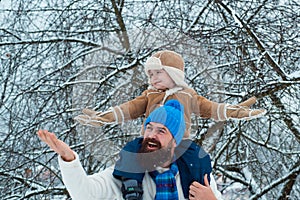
<box><xmin>74</xmin><ymin>108</ymin><xmax>115</xmax><ymax>127</ymax></box>
<box><xmin>226</xmin><ymin>96</ymin><xmax>266</xmax><ymax>120</ymax></box>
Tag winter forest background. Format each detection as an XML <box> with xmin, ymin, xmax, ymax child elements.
<box><xmin>0</xmin><ymin>0</ymin><xmax>299</xmax><ymax>199</ymax></box>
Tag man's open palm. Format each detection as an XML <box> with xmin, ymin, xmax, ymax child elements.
<box><xmin>37</xmin><ymin>130</ymin><xmax>75</xmax><ymax>162</ymax></box>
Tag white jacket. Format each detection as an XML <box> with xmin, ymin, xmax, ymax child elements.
<box><xmin>59</xmin><ymin>152</ymin><xmax>223</xmax><ymax>200</ymax></box>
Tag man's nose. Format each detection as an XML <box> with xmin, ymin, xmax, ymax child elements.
<box><xmin>147</xmin><ymin>129</ymin><xmax>158</xmax><ymax>138</ymax></box>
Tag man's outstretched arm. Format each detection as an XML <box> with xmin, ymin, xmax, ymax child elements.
<box><xmin>37</xmin><ymin>129</ymin><xmax>120</xmax><ymax>199</ymax></box>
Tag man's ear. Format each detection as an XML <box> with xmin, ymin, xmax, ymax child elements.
<box><xmin>173</xmin><ymin>139</ymin><xmax>177</xmax><ymax>147</ymax></box>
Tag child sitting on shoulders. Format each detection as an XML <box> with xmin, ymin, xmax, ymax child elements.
<box><xmin>75</xmin><ymin>50</ymin><xmax>266</xmax><ymax>200</ymax></box>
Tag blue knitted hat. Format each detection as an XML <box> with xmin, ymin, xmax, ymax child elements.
<box><xmin>144</xmin><ymin>99</ymin><xmax>185</xmax><ymax>144</ymax></box>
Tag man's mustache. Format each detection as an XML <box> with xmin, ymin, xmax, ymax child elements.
<box><xmin>141</xmin><ymin>138</ymin><xmax>162</xmax><ymax>152</ymax></box>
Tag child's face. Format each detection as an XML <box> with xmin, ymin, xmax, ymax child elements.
<box><xmin>148</xmin><ymin>69</ymin><xmax>175</xmax><ymax>90</ymax></box>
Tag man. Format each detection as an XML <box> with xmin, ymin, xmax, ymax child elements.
<box><xmin>37</xmin><ymin>100</ymin><xmax>223</xmax><ymax>200</ymax></box>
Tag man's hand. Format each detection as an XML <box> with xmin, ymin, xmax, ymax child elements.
<box><xmin>189</xmin><ymin>174</ymin><xmax>217</xmax><ymax>200</ymax></box>
<box><xmin>37</xmin><ymin>130</ymin><xmax>75</xmax><ymax>162</ymax></box>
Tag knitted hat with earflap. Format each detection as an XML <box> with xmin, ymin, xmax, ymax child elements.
<box><xmin>144</xmin><ymin>50</ymin><xmax>189</xmax><ymax>88</ymax></box>
<box><xmin>144</xmin><ymin>99</ymin><xmax>186</xmax><ymax>145</ymax></box>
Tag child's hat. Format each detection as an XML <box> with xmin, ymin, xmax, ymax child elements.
<box><xmin>144</xmin><ymin>50</ymin><xmax>189</xmax><ymax>88</ymax></box>
<box><xmin>144</xmin><ymin>99</ymin><xmax>185</xmax><ymax>145</ymax></box>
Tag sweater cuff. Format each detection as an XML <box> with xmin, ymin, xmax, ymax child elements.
<box><xmin>112</xmin><ymin>106</ymin><xmax>125</xmax><ymax>125</ymax></box>
<box><xmin>211</xmin><ymin>103</ymin><xmax>228</xmax><ymax>121</ymax></box>
<box><xmin>58</xmin><ymin>151</ymin><xmax>81</xmax><ymax>168</ymax></box>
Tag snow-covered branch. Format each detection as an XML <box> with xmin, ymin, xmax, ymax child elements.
<box><xmin>214</xmin><ymin>0</ymin><xmax>288</xmax><ymax>81</ymax></box>
<box><xmin>249</xmin><ymin>163</ymin><xmax>300</xmax><ymax>200</ymax></box>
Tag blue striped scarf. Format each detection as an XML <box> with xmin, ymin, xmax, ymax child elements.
<box><xmin>150</xmin><ymin>162</ymin><xmax>179</xmax><ymax>200</ymax></box>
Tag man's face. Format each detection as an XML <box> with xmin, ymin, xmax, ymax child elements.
<box><xmin>137</xmin><ymin>122</ymin><xmax>176</xmax><ymax>170</ymax></box>
<box><xmin>143</xmin><ymin>122</ymin><xmax>175</xmax><ymax>150</ymax></box>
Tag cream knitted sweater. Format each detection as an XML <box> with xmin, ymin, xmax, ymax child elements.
<box><xmin>58</xmin><ymin>152</ymin><xmax>223</xmax><ymax>200</ymax></box>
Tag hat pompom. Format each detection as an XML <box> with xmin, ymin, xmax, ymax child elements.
<box><xmin>164</xmin><ymin>99</ymin><xmax>183</xmax><ymax>113</ymax></box>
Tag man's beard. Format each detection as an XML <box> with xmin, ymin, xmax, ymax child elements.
<box><xmin>137</xmin><ymin>138</ymin><xmax>173</xmax><ymax>171</ymax></box>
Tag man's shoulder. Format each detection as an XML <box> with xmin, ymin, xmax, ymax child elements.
<box><xmin>176</xmin><ymin>140</ymin><xmax>211</xmax><ymax>163</ymax></box>
<box><xmin>91</xmin><ymin>166</ymin><xmax>122</xmax><ymax>184</ymax></box>
<box><xmin>93</xmin><ymin>166</ymin><xmax>115</xmax><ymax>177</ymax></box>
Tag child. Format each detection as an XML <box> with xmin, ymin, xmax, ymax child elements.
<box><xmin>75</xmin><ymin>50</ymin><xmax>266</xmax><ymax>199</ymax></box>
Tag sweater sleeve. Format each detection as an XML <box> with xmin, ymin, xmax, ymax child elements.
<box><xmin>58</xmin><ymin>152</ymin><xmax>123</xmax><ymax>200</ymax></box>
<box><xmin>210</xmin><ymin>174</ymin><xmax>224</xmax><ymax>200</ymax></box>
<box><xmin>112</xmin><ymin>90</ymin><xmax>148</xmax><ymax>124</ymax></box>
<box><xmin>192</xmin><ymin>91</ymin><xmax>226</xmax><ymax>121</ymax></box>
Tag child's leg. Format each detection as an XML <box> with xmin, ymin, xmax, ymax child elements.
<box><xmin>113</xmin><ymin>137</ymin><xmax>144</xmax><ymax>200</ymax></box>
<box><xmin>192</xmin><ymin>141</ymin><xmax>212</xmax><ymax>185</ymax></box>
<box><xmin>176</xmin><ymin>139</ymin><xmax>212</xmax><ymax>197</ymax></box>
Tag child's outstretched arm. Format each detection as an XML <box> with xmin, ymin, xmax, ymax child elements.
<box><xmin>74</xmin><ymin>108</ymin><xmax>116</xmax><ymax>127</ymax></box>
<box><xmin>211</xmin><ymin>96</ymin><xmax>266</xmax><ymax>121</ymax></box>
<box><xmin>226</xmin><ymin>96</ymin><xmax>266</xmax><ymax>120</ymax></box>
<box><xmin>74</xmin><ymin>91</ymin><xmax>149</xmax><ymax>127</ymax></box>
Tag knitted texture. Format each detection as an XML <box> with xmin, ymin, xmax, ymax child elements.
<box><xmin>144</xmin><ymin>99</ymin><xmax>185</xmax><ymax>145</ymax></box>
<box><xmin>150</xmin><ymin>162</ymin><xmax>179</xmax><ymax>200</ymax></box>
